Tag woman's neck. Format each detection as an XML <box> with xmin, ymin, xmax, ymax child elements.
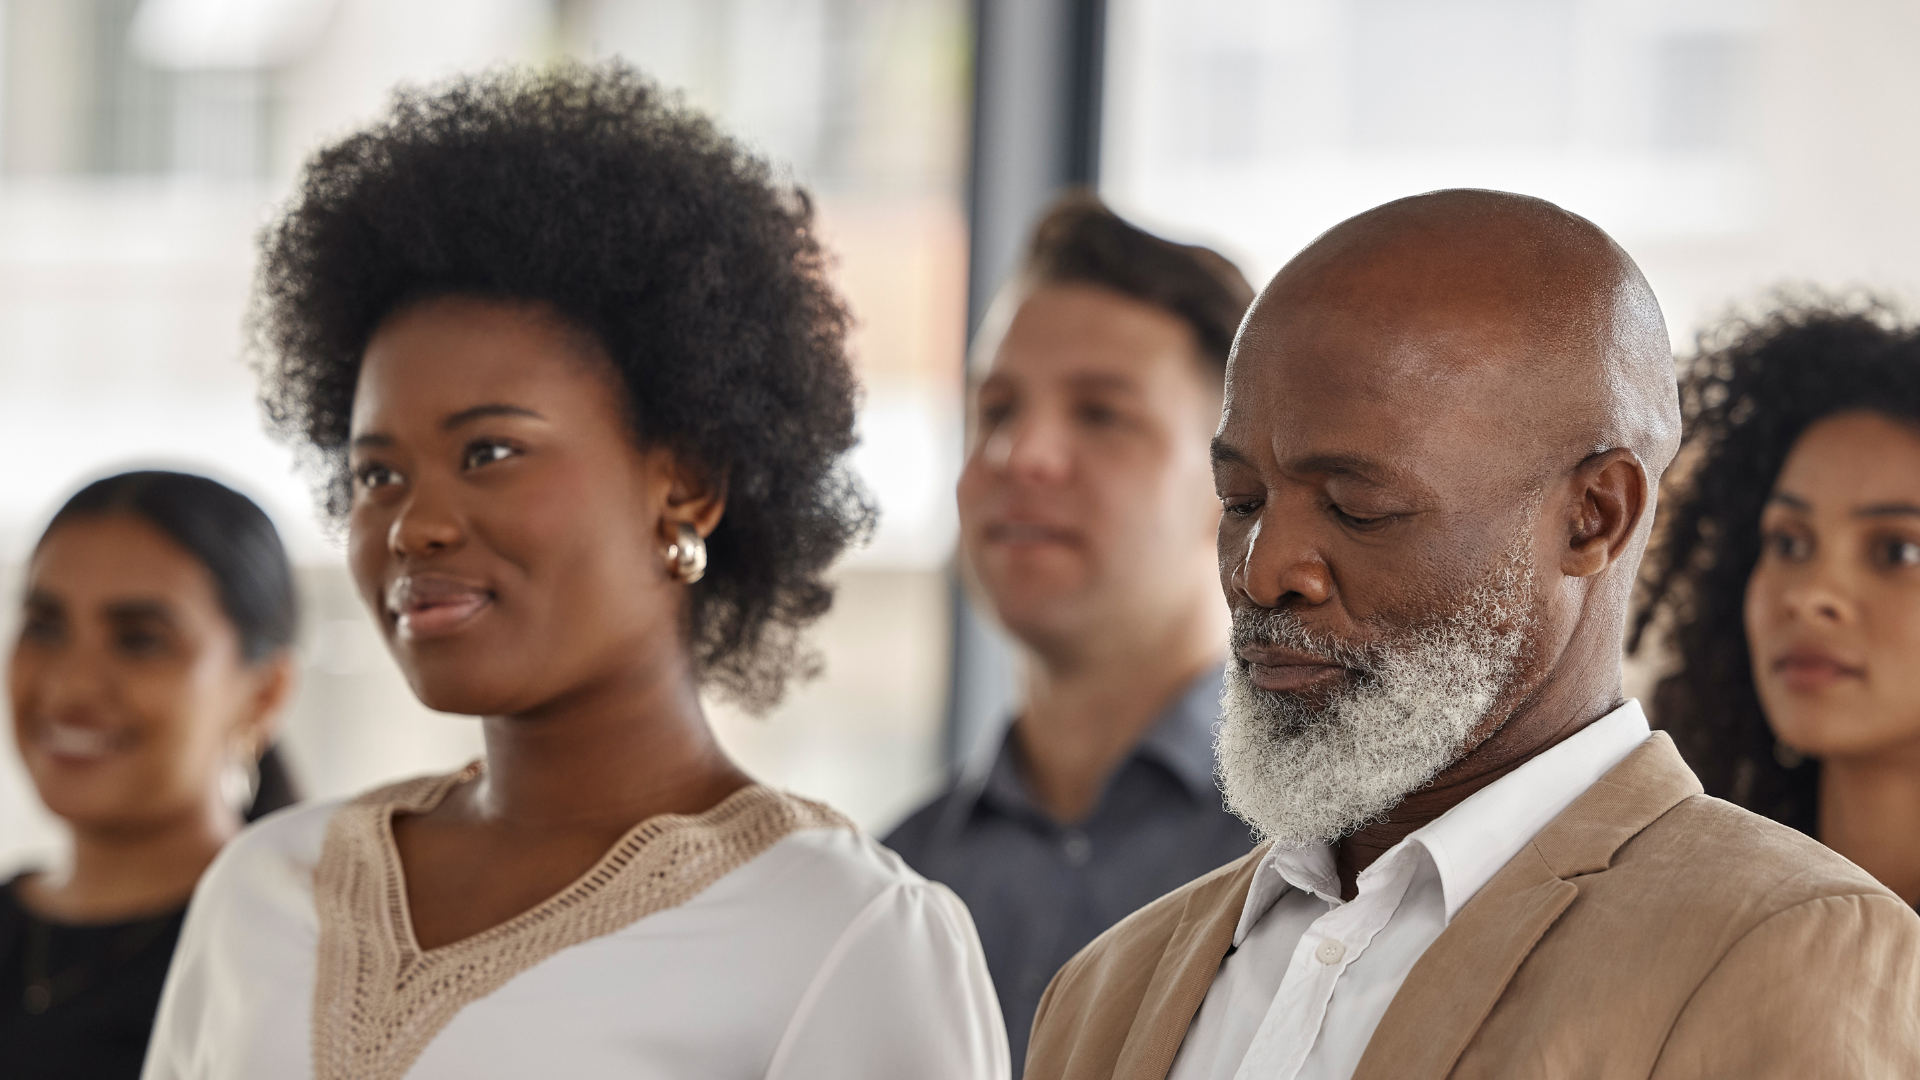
<box><xmin>1819</xmin><ymin>742</ymin><xmax>1920</xmax><ymax>906</ymax></box>
<box><xmin>23</xmin><ymin>798</ymin><xmax>237</xmax><ymax>924</ymax></box>
<box><xmin>469</xmin><ymin>649</ymin><xmax>750</xmax><ymax>833</ymax></box>
<box><xmin>391</xmin><ymin>647</ymin><xmax>753</xmax><ymax>951</ymax></box>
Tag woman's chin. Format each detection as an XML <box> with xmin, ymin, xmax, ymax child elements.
<box><xmin>1768</xmin><ymin>703</ymin><xmax>1920</xmax><ymax>763</ymax></box>
<box><xmin>34</xmin><ymin>779</ymin><xmax>171</xmax><ymax>833</ymax></box>
<box><xmin>408</xmin><ymin>685</ymin><xmax>514</xmax><ymax>719</ymax></box>
<box><xmin>402</xmin><ymin>665</ymin><xmax>538</xmax><ymax>719</ymax></box>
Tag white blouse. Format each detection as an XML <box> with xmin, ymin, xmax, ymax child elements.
<box><xmin>140</xmin><ymin>776</ymin><xmax>1009</xmax><ymax>1080</ymax></box>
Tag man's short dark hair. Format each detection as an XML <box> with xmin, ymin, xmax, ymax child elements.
<box><xmin>1022</xmin><ymin>191</ymin><xmax>1255</xmax><ymax>373</ymax></box>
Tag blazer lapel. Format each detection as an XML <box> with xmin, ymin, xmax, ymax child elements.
<box><xmin>1350</xmin><ymin>846</ymin><xmax>1575</xmax><ymax>1080</ymax></box>
<box><xmin>1350</xmin><ymin>733</ymin><xmax>1704</xmax><ymax>1080</ymax></box>
<box><xmin>1110</xmin><ymin>847</ymin><xmax>1268</xmax><ymax>1080</ymax></box>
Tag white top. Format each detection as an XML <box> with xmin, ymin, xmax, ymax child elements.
<box><xmin>140</xmin><ymin>787</ymin><xmax>1009</xmax><ymax>1080</ymax></box>
<box><xmin>1167</xmin><ymin>701</ymin><xmax>1652</xmax><ymax>1080</ymax></box>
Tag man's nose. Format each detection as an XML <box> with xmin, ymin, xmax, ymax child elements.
<box><xmin>984</xmin><ymin>411</ymin><xmax>1072</xmax><ymax>485</ymax></box>
<box><xmin>389</xmin><ymin>480</ymin><xmax>466</xmax><ymax>559</ymax></box>
<box><xmin>1232</xmin><ymin>510</ymin><xmax>1333</xmax><ymax>609</ymax></box>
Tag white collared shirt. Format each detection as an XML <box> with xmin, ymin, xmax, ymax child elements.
<box><xmin>1166</xmin><ymin>701</ymin><xmax>1652</xmax><ymax>1080</ymax></box>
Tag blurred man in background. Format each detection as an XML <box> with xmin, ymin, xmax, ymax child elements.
<box><xmin>885</xmin><ymin>194</ymin><xmax>1256</xmax><ymax>1068</ymax></box>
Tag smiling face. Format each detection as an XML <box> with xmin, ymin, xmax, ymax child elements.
<box><xmin>956</xmin><ymin>283</ymin><xmax>1224</xmax><ymax>656</ymax></box>
<box><xmin>1746</xmin><ymin>411</ymin><xmax>1920</xmax><ymax>763</ymax></box>
<box><xmin>9</xmin><ymin>515</ymin><xmax>276</xmax><ymax>832</ymax></box>
<box><xmin>347</xmin><ymin>296</ymin><xmax>713</xmax><ymax>717</ymax></box>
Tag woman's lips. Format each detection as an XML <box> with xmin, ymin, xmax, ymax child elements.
<box><xmin>1772</xmin><ymin>647</ymin><xmax>1865</xmax><ymax>694</ymax></box>
<box><xmin>386</xmin><ymin>574</ymin><xmax>494</xmax><ymax>642</ymax></box>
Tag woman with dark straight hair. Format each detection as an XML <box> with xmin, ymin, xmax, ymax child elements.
<box><xmin>1635</xmin><ymin>297</ymin><xmax>1920</xmax><ymax>908</ymax></box>
<box><xmin>3</xmin><ymin>470</ymin><xmax>299</xmax><ymax>1078</ymax></box>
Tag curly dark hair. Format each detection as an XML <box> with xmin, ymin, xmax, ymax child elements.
<box><xmin>252</xmin><ymin>61</ymin><xmax>875</xmax><ymax>711</ymax></box>
<box><xmin>1632</xmin><ymin>294</ymin><xmax>1920</xmax><ymax>832</ymax></box>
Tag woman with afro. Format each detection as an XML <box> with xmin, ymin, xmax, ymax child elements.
<box><xmin>1635</xmin><ymin>297</ymin><xmax>1920</xmax><ymax>911</ymax></box>
<box><xmin>142</xmin><ymin>63</ymin><xmax>1007</xmax><ymax>1079</ymax></box>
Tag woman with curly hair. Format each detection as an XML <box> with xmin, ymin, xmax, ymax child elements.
<box><xmin>1634</xmin><ymin>297</ymin><xmax>1920</xmax><ymax>909</ymax></box>
<box><xmin>141</xmin><ymin>63</ymin><xmax>1006</xmax><ymax>1079</ymax></box>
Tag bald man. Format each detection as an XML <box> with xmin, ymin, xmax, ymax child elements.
<box><xmin>1022</xmin><ymin>191</ymin><xmax>1920</xmax><ymax>1080</ymax></box>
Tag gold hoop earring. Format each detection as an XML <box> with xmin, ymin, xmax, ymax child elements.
<box><xmin>666</xmin><ymin>522</ymin><xmax>707</xmax><ymax>584</ymax></box>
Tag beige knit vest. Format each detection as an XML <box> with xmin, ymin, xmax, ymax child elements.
<box><xmin>309</xmin><ymin>769</ymin><xmax>848</xmax><ymax>1080</ymax></box>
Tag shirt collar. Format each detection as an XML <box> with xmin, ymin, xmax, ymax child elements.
<box><xmin>1413</xmin><ymin>699</ymin><xmax>1650</xmax><ymax>921</ymax></box>
<box><xmin>945</xmin><ymin>664</ymin><xmax>1227</xmax><ymax>830</ymax></box>
<box><xmin>976</xmin><ymin>731</ymin><xmax>1038</xmax><ymax>820</ymax></box>
<box><xmin>1232</xmin><ymin>700</ymin><xmax>1652</xmax><ymax>944</ymax></box>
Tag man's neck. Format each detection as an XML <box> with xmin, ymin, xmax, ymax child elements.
<box><xmin>1014</xmin><ymin>603</ymin><xmax>1224</xmax><ymax>824</ymax></box>
<box><xmin>1819</xmin><ymin>742</ymin><xmax>1920</xmax><ymax>906</ymax></box>
<box><xmin>1333</xmin><ymin>662</ymin><xmax>1625</xmax><ymax>900</ymax></box>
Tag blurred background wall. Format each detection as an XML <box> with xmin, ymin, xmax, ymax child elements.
<box><xmin>5</xmin><ymin>0</ymin><xmax>1920</xmax><ymax>874</ymax></box>
<box><xmin>1102</xmin><ymin>0</ymin><xmax>1920</xmax><ymax>349</ymax></box>
<box><xmin>0</xmin><ymin>0</ymin><xmax>970</xmax><ymax>870</ymax></box>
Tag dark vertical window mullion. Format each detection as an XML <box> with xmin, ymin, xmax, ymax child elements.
<box><xmin>945</xmin><ymin>0</ymin><xmax>1110</xmax><ymax>770</ymax></box>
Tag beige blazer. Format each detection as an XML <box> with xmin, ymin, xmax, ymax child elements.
<box><xmin>1025</xmin><ymin>733</ymin><xmax>1920</xmax><ymax>1079</ymax></box>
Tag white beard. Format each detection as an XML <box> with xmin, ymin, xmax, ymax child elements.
<box><xmin>1215</xmin><ymin>558</ymin><xmax>1538</xmax><ymax>849</ymax></box>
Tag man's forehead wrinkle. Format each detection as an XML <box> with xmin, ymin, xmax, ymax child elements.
<box><xmin>1222</xmin><ymin>337</ymin><xmax>1516</xmax><ymax>502</ymax></box>
<box><xmin>1275</xmin><ymin>450</ymin><xmax>1408</xmax><ymax>490</ymax></box>
<box><xmin>1245</xmin><ymin>408</ymin><xmax>1438</xmax><ymax>497</ymax></box>
<box><xmin>1250</xmin><ymin>312</ymin><xmax>1536</xmax><ymax>430</ymax></box>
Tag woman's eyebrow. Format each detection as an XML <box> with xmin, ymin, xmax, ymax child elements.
<box><xmin>23</xmin><ymin>588</ymin><xmax>63</xmax><ymax>614</ymax></box>
<box><xmin>1766</xmin><ymin>490</ymin><xmax>1810</xmax><ymax>511</ymax></box>
<box><xmin>349</xmin><ymin>405</ymin><xmax>544</xmax><ymax>447</ymax></box>
<box><xmin>103</xmin><ymin>599</ymin><xmax>176</xmax><ymax>623</ymax></box>
<box><xmin>1854</xmin><ymin>501</ymin><xmax>1920</xmax><ymax>519</ymax></box>
<box><xmin>443</xmin><ymin>403</ymin><xmax>544</xmax><ymax>430</ymax></box>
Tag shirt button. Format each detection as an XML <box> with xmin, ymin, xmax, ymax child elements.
<box><xmin>1061</xmin><ymin>830</ymin><xmax>1093</xmax><ymax>867</ymax></box>
<box><xmin>1315</xmin><ymin>939</ymin><xmax>1347</xmax><ymax>965</ymax></box>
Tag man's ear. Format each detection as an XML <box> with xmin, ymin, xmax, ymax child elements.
<box><xmin>1562</xmin><ymin>448</ymin><xmax>1648</xmax><ymax>579</ymax></box>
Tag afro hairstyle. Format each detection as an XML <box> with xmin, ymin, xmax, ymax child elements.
<box><xmin>252</xmin><ymin>61</ymin><xmax>875</xmax><ymax>712</ymax></box>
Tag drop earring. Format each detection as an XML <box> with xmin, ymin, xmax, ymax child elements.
<box><xmin>221</xmin><ymin>745</ymin><xmax>260</xmax><ymax>814</ymax></box>
<box><xmin>666</xmin><ymin>522</ymin><xmax>707</xmax><ymax>584</ymax></box>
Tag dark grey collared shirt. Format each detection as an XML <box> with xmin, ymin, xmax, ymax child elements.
<box><xmin>884</xmin><ymin>666</ymin><xmax>1256</xmax><ymax>1071</ymax></box>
